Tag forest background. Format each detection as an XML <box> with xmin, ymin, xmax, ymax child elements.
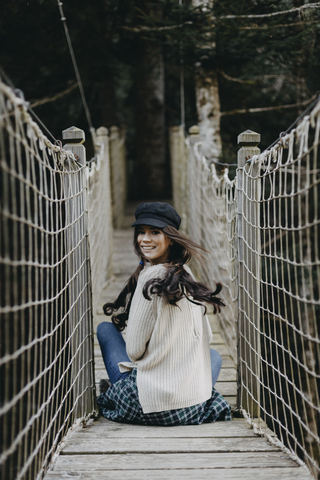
<box><xmin>1</xmin><ymin>0</ymin><xmax>320</xmax><ymax>199</ymax></box>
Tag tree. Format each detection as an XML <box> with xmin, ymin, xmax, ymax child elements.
<box><xmin>0</xmin><ymin>0</ymin><xmax>212</xmax><ymax>198</ymax></box>
<box><xmin>192</xmin><ymin>0</ymin><xmax>222</xmax><ymax>159</ymax></box>
<box><xmin>1</xmin><ymin>0</ymin><xmax>319</xmax><ymax>191</ymax></box>
<box><xmin>213</xmin><ymin>0</ymin><xmax>320</xmax><ymax>154</ymax></box>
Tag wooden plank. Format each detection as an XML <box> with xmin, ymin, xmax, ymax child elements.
<box><xmin>209</xmin><ymin>324</ymin><xmax>220</xmax><ymax>334</ymax></box>
<box><xmin>67</xmin><ymin>423</ymin><xmax>257</xmax><ymax>439</ymax></box>
<box><xmin>50</xmin><ymin>452</ymin><xmax>300</xmax><ymax>471</ymax></box>
<box><xmin>95</xmin><ymin>370</ymin><xmax>109</xmax><ymax>381</ymax></box>
<box><xmin>223</xmin><ymin>396</ymin><xmax>236</xmax><ymax>408</ymax></box>
<box><xmin>214</xmin><ymin>381</ymin><xmax>237</xmax><ymax>396</ymax></box>
<box><xmin>210</xmin><ymin>344</ymin><xmax>230</xmax><ymax>356</ymax></box>
<box><xmin>207</xmin><ymin>313</ymin><xmax>221</xmax><ymax>333</ymax></box>
<box><xmin>83</xmin><ymin>418</ymin><xmax>275</xmax><ymax>437</ymax></box>
<box><xmin>210</xmin><ymin>333</ymin><xmax>225</xmax><ymax>344</ymax></box>
<box><xmin>216</xmin><ymin>368</ymin><xmax>236</xmax><ymax>381</ymax></box>
<box><xmin>44</xmin><ymin>466</ymin><xmax>313</xmax><ymax>479</ymax></box>
<box><xmin>94</xmin><ymin>348</ymin><xmax>105</xmax><ymax>357</ymax></box>
<box><xmin>61</xmin><ymin>437</ymin><xmax>278</xmax><ymax>454</ymax></box>
<box><xmin>94</xmin><ymin>359</ymin><xmax>108</xmax><ymax>371</ymax></box>
<box><xmin>220</xmin><ymin>356</ymin><xmax>236</xmax><ymax>368</ymax></box>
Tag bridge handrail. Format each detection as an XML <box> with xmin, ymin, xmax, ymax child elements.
<box><xmin>170</xmin><ymin>98</ymin><xmax>320</xmax><ymax>479</ymax></box>
<box><xmin>0</xmin><ymin>79</ymin><xmax>114</xmax><ymax>479</ymax></box>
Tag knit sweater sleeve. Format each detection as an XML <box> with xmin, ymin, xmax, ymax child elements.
<box><xmin>125</xmin><ymin>265</ymin><xmax>165</xmax><ymax>362</ymax></box>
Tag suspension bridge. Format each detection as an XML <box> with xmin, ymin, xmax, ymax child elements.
<box><xmin>0</xmin><ymin>78</ymin><xmax>319</xmax><ymax>479</ymax></box>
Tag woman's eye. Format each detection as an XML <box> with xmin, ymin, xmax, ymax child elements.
<box><xmin>152</xmin><ymin>230</ymin><xmax>160</xmax><ymax>235</ymax></box>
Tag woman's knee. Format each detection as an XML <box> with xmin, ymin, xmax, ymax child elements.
<box><xmin>97</xmin><ymin>321</ymin><xmax>114</xmax><ymax>341</ymax></box>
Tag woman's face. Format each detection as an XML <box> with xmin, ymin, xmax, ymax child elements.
<box><xmin>137</xmin><ymin>225</ymin><xmax>173</xmax><ymax>265</ymax></box>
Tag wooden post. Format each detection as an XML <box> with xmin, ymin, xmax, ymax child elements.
<box><xmin>95</xmin><ymin>126</ymin><xmax>114</xmax><ymax>281</ymax></box>
<box><xmin>188</xmin><ymin>125</ymin><xmax>202</xmax><ymax>278</ymax></box>
<box><xmin>95</xmin><ymin>126</ymin><xmax>109</xmax><ymax>147</ymax></box>
<box><xmin>237</xmin><ymin>130</ymin><xmax>261</xmax><ymax>418</ymax></box>
<box><xmin>62</xmin><ymin>126</ymin><xmax>86</xmax><ymax>165</ymax></box>
<box><xmin>188</xmin><ymin>126</ymin><xmax>201</xmax><ymax>237</ymax></box>
<box><xmin>188</xmin><ymin>125</ymin><xmax>200</xmax><ymax>144</ymax></box>
<box><xmin>62</xmin><ymin>126</ymin><xmax>88</xmax><ymax>419</ymax></box>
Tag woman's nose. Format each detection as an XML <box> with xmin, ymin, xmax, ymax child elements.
<box><xmin>141</xmin><ymin>232</ymin><xmax>151</xmax><ymax>242</ymax></box>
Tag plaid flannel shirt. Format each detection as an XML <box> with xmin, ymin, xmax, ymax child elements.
<box><xmin>97</xmin><ymin>369</ymin><xmax>231</xmax><ymax>426</ymax></box>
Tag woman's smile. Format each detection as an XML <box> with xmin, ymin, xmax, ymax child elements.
<box><xmin>137</xmin><ymin>225</ymin><xmax>173</xmax><ymax>265</ymax></box>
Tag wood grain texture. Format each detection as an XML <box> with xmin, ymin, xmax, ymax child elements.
<box><xmin>61</xmin><ymin>436</ymin><xmax>278</xmax><ymax>454</ymax></box>
<box><xmin>49</xmin><ymin>452</ymin><xmax>300</xmax><ymax>471</ymax></box>
<box><xmin>216</xmin><ymin>368</ymin><xmax>237</xmax><ymax>381</ymax></box>
<box><xmin>223</xmin><ymin>396</ymin><xmax>236</xmax><ymax>408</ymax></box>
<box><xmin>68</xmin><ymin>418</ymin><xmax>276</xmax><ymax>437</ymax></box>
<box><xmin>210</xmin><ymin>333</ymin><xmax>225</xmax><ymax>344</ymax></box>
<box><xmin>214</xmin><ymin>382</ymin><xmax>237</xmax><ymax>396</ymax></box>
<box><xmin>209</xmin><ymin>344</ymin><xmax>230</xmax><ymax>356</ymax></box>
<box><xmin>220</xmin><ymin>356</ymin><xmax>236</xmax><ymax>368</ymax></box>
<box><xmin>45</xmin><ymin>467</ymin><xmax>313</xmax><ymax>479</ymax></box>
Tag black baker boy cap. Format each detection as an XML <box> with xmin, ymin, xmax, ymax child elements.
<box><xmin>131</xmin><ymin>202</ymin><xmax>181</xmax><ymax>230</ymax></box>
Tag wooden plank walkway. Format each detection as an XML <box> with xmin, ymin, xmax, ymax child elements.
<box><xmin>45</xmin><ymin>219</ymin><xmax>313</xmax><ymax>480</ymax></box>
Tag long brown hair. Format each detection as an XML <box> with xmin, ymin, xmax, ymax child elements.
<box><xmin>103</xmin><ymin>225</ymin><xmax>224</xmax><ymax>331</ymax></box>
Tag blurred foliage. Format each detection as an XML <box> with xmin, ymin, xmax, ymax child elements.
<box><xmin>0</xmin><ymin>0</ymin><xmax>319</xmax><ymax>164</ymax></box>
<box><xmin>214</xmin><ymin>0</ymin><xmax>320</xmax><ymax>156</ymax></box>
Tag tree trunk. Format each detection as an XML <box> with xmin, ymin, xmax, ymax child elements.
<box><xmin>195</xmin><ymin>70</ymin><xmax>222</xmax><ymax>159</ymax></box>
<box><xmin>134</xmin><ymin>29</ymin><xmax>170</xmax><ymax>199</ymax></box>
<box><xmin>192</xmin><ymin>0</ymin><xmax>222</xmax><ymax>160</ymax></box>
<box><xmin>97</xmin><ymin>76</ymin><xmax>118</xmax><ymax>128</ymax></box>
<box><xmin>293</xmin><ymin>0</ymin><xmax>314</xmax><ymax>115</ymax></box>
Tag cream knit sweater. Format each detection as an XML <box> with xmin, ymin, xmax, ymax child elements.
<box><xmin>118</xmin><ymin>263</ymin><xmax>213</xmax><ymax>414</ymax></box>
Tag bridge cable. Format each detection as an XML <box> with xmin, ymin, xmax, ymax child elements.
<box><xmin>265</xmin><ymin>92</ymin><xmax>320</xmax><ymax>151</ymax></box>
<box><xmin>0</xmin><ymin>65</ymin><xmax>58</xmax><ymax>143</ymax></box>
<box><xmin>208</xmin><ymin>93</ymin><xmax>320</xmax><ymax>168</ymax></box>
<box><xmin>56</xmin><ymin>1</ymin><xmax>95</xmax><ymax>142</ymax></box>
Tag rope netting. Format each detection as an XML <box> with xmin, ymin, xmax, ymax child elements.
<box><xmin>0</xmin><ymin>79</ymin><xmax>113</xmax><ymax>479</ymax></box>
<box><xmin>170</xmin><ymin>98</ymin><xmax>320</xmax><ymax>478</ymax></box>
<box><xmin>87</xmin><ymin>127</ymin><xmax>113</xmax><ymax>313</ymax></box>
<box><xmin>170</xmin><ymin>126</ymin><xmax>238</xmax><ymax>361</ymax></box>
<box><xmin>244</xmin><ymin>104</ymin><xmax>320</xmax><ymax>478</ymax></box>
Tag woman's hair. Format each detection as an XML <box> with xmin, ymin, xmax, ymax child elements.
<box><xmin>103</xmin><ymin>225</ymin><xmax>224</xmax><ymax>331</ymax></box>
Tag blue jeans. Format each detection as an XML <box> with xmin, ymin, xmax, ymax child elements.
<box><xmin>97</xmin><ymin>321</ymin><xmax>222</xmax><ymax>386</ymax></box>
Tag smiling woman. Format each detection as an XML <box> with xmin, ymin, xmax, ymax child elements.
<box><xmin>137</xmin><ymin>226</ymin><xmax>173</xmax><ymax>265</ymax></box>
<box><xmin>96</xmin><ymin>202</ymin><xmax>231</xmax><ymax>426</ymax></box>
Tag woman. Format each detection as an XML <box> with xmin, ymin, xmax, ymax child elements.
<box><xmin>97</xmin><ymin>202</ymin><xmax>231</xmax><ymax>425</ymax></box>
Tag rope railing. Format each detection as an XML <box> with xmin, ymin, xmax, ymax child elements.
<box><xmin>0</xmin><ymin>79</ymin><xmax>114</xmax><ymax>479</ymax></box>
<box><xmin>170</xmin><ymin>98</ymin><xmax>320</xmax><ymax>479</ymax></box>
<box><xmin>170</xmin><ymin>125</ymin><xmax>239</xmax><ymax>362</ymax></box>
<box><xmin>87</xmin><ymin>126</ymin><xmax>114</xmax><ymax>312</ymax></box>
